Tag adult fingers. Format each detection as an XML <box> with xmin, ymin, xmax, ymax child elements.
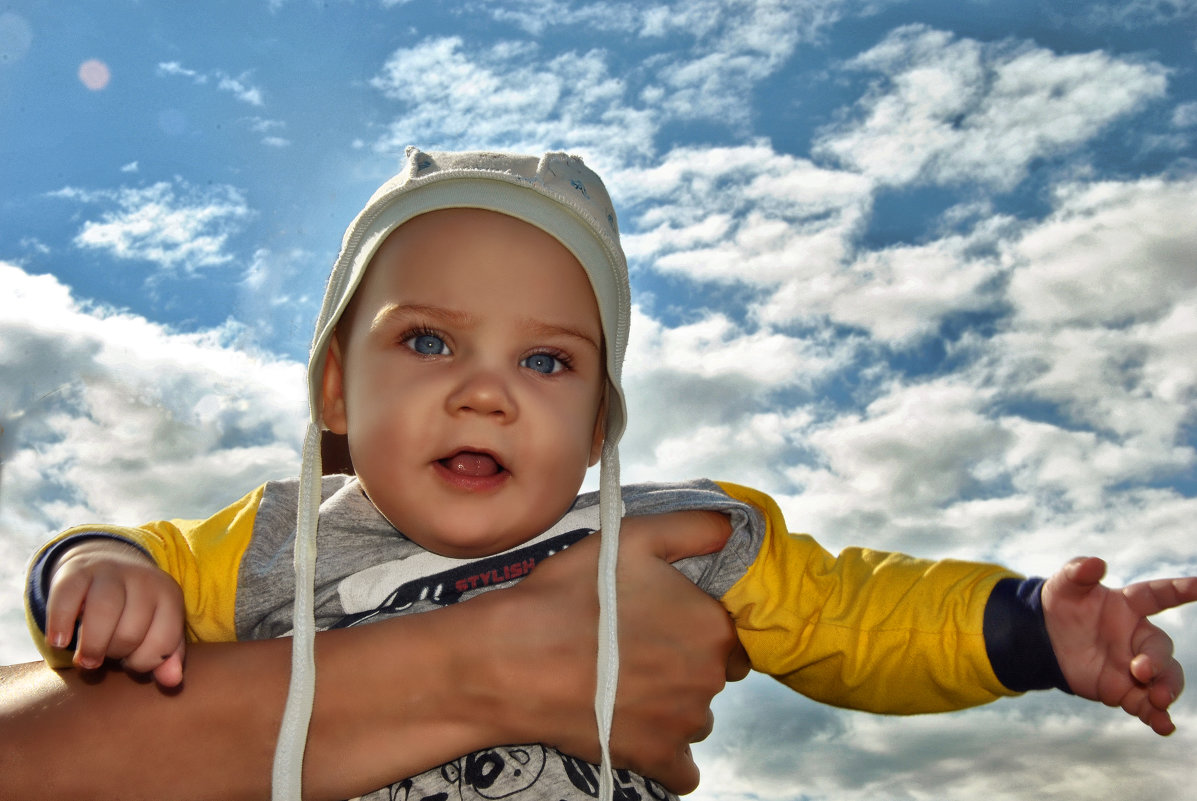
<box><xmin>651</xmin><ymin>748</ymin><xmax>701</xmax><ymax>796</ymax></box>
<box><xmin>622</xmin><ymin>511</ymin><xmax>731</xmax><ymax>564</ymax></box>
<box><xmin>726</xmin><ymin>641</ymin><xmax>750</xmax><ymax>681</ymax></box>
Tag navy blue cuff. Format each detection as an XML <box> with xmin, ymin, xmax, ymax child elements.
<box><xmin>27</xmin><ymin>533</ymin><xmax>149</xmax><ymax>645</ymax></box>
<box><xmin>983</xmin><ymin>577</ymin><xmax>1073</xmax><ymax>694</ymax></box>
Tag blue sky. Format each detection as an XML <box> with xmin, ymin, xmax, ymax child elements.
<box><xmin>2</xmin><ymin>1</ymin><xmax>1196</xmax><ymax>799</ymax></box>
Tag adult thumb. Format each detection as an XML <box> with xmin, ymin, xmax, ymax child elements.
<box><xmin>623</xmin><ymin>511</ymin><xmax>732</xmax><ymax>564</ymax></box>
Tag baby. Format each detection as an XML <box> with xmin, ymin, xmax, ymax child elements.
<box><xmin>26</xmin><ymin>149</ymin><xmax>1196</xmax><ymax>801</ymax></box>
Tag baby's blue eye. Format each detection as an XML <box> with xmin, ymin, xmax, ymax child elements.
<box><xmin>522</xmin><ymin>353</ymin><xmax>565</xmax><ymax>374</ymax></box>
<box><xmin>406</xmin><ymin>333</ymin><xmax>450</xmax><ymax>355</ymax></box>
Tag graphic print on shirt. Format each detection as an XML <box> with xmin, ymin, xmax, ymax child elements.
<box><xmin>385</xmin><ymin>747</ymin><xmax>672</xmax><ymax>801</ymax></box>
<box><xmin>330</xmin><ymin>527</ymin><xmax>594</xmax><ymax>629</ymax></box>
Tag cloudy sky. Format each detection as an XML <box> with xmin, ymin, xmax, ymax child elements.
<box><xmin>1</xmin><ymin>1</ymin><xmax>1195</xmax><ymax>798</ymax></box>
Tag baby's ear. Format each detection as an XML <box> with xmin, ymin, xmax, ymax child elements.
<box><xmin>321</xmin><ymin>337</ymin><xmax>349</xmax><ymax>435</ymax></box>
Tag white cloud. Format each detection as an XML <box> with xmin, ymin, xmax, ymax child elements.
<box><xmin>615</xmin><ymin>142</ymin><xmax>1009</xmax><ymax>343</ymax></box>
<box><xmin>217</xmin><ymin>72</ymin><xmax>264</xmax><ymax>106</ymax></box>
<box><xmin>237</xmin><ymin>247</ymin><xmax>321</xmax><ymax>355</ymax></box>
<box><xmin>619</xmin><ymin>304</ymin><xmax>836</xmax><ymax>486</ymax></box>
<box><xmin>624</xmin><ymin>305</ymin><xmax>831</xmax><ymax>386</ymax></box>
<box><xmin>18</xmin><ymin>237</ymin><xmax>49</xmax><ymax>256</ymax></box>
<box><xmin>157</xmin><ymin>61</ymin><xmax>206</xmax><ymax>82</ymax></box>
<box><xmin>369</xmin><ymin>1</ymin><xmax>861</xmax><ymax>159</ymax></box>
<box><xmin>1006</xmin><ymin>177</ymin><xmax>1197</xmax><ymax>328</ymax></box>
<box><xmin>249</xmin><ymin>117</ymin><xmax>284</xmax><ymax>133</ymax></box>
<box><xmin>158</xmin><ymin>60</ymin><xmax>266</xmax><ymax>106</ymax></box>
<box><xmin>774</xmin><ymin>376</ymin><xmax>1026</xmax><ymax>558</ymax></box>
<box><xmin>687</xmin><ymin>568</ymin><xmax>1197</xmax><ymax>801</ymax></box>
<box><xmin>50</xmin><ymin>180</ymin><xmax>253</xmax><ymax>273</ymax></box>
<box><xmin>246</xmin><ymin>117</ymin><xmax>290</xmax><ymax>147</ymax></box>
<box><xmin>1173</xmin><ymin>101</ymin><xmax>1197</xmax><ymax>128</ymax></box>
<box><xmin>978</xmin><ymin>177</ymin><xmax>1197</xmax><ymax>500</ymax></box>
<box><xmin>0</xmin><ymin>262</ymin><xmax>306</xmax><ymax>663</ymax></box>
<box><xmin>484</xmin><ymin>0</ymin><xmax>847</xmax><ymax>43</ymax></box>
<box><xmin>692</xmin><ymin>676</ymin><xmax>1197</xmax><ymax>801</ymax></box>
<box><xmin>369</xmin><ymin>37</ymin><xmax>655</xmax><ymax>161</ymax></box>
<box><xmin>636</xmin><ymin>0</ymin><xmax>824</xmax><ymax>127</ymax></box>
<box><xmin>769</xmin><ymin>223</ymin><xmax>1008</xmax><ymax>342</ymax></box>
<box><xmin>617</xmin><ymin>143</ymin><xmax>873</xmax><ymax>285</ymax></box>
<box><xmin>760</xmin><ymin>177</ymin><xmax>1196</xmax><ymax>555</ymax></box>
<box><xmin>814</xmin><ymin>25</ymin><xmax>1169</xmax><ymax>190</ymax></box>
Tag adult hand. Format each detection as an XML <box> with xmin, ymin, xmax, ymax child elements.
<box><xmin>487</xmin><ymin>510</ymin><xmax>746</xmax><ymax>793</ymax></box>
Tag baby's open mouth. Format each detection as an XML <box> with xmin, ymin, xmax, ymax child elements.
<box><xmin>438</xmin><ymin>451</ymin><xmax>506</xmax><ymax>478</ymax></box>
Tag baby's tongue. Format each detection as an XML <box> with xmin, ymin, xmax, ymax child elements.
<box><xmin>442</xmin><ymin>451</ymin><xmax>501</xmax><ymax>477</ymax></box>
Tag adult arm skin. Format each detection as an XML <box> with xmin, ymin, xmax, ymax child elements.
<box><xmin>0</xmin><ymin>512</ymin><xmax>744</xmax><ymax>801</ymax></box>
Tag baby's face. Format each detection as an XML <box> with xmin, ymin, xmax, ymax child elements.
<box><xmin>323</xmin><ymin>208</ymin><xmax>606</xmax><ymax>557</ymax></box>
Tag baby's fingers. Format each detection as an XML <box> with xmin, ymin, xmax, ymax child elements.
<box><xmin>121</xmin><ymin>588</ymin><xmax>186</xmax><ymax>684</ymax></box>
<box><xmin>71</xmin><ymin>575</ymin><xmax>130</xmax><ymax>670</ymax></box>
<box><xmin>1123</xmin><ymin>575</ymin><xmax>1197</xmax><ymax>617</ymax></box>
<box><xmin>1126</xmin><ymin>627</ymin><xmax>1184</xmax><ymax>736</ymax></box>
<box><xmin>1138</xmin><ymin>703</ymin><xmax>1176</xmax><ymax>736</ymax></box>
<box><xmin>44</xmin><ymin>570</ymin><xmax>91</xmax><ymax>651</ymax></box>
<box><xmin>149</xmin><ymin>643</ymin><xmax>186</xmax><ymax>688</ymax></box>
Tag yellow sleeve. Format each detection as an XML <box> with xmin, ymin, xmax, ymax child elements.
<box><xmin>715</xmin><ymin>481</ymin><xmax>1021</xmax><ymax>714</ymax></box>
<box><xmin>26</xmin><ymin>485</ymin><xmax>264</xmax><ymax>667</ymax></box>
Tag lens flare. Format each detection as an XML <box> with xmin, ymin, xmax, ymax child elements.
<box><xmin>78</xmin><ymin>59</ymin><xmax>110</xmax><ymax>90</ymax></box>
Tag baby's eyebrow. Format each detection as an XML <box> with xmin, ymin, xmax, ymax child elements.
<box><xmin>369</xmin><ymin>303</ymin><xmax>473</xmax><ymax>333</ymax></box>
<box><xmin>522</xmin><ymin>319</ymin><xmax>601</xmax><ymax>353</ymax></box>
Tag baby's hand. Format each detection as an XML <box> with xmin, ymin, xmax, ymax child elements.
<box><xmin>1042</xmin><ymin>557</ymin><xmax>1197</xmax><ymax>735</ymax></box>
<box><xmin>46</xmin><ymin>539</ymin><xmax>186</xmax><ymax>687</ymax></box>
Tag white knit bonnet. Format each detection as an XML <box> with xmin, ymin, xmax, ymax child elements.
<box><xmin>275</xmin><ymin>148</ymin><xmax>631</xmax><ymax>801</ymax></box>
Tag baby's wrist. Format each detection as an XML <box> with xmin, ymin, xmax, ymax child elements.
<box><xmin>51</xmin><ymin>536</ymin><xmax>149</xmax><ymax>571</ymax></box>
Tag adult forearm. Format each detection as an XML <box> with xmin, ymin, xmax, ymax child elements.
<box><xmin>0</xmin><ymin>641</ymin><xmax>287</xmax><ymax>801</ymax></box>
<box><xmin>0</xmin><ymin>608</ymin><xmax>511</xmax><ymax>801</ymax></box>
<box><xmin>302</xmin><ymin>595</ymin><xmax>524</xmax><ymax>800</ymax></box>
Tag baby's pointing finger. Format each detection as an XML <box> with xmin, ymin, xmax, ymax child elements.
<box><xmin>1123</xmin><ymin>576</ymin><xmax>1197</xmax><ymax>617</ymax></box>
